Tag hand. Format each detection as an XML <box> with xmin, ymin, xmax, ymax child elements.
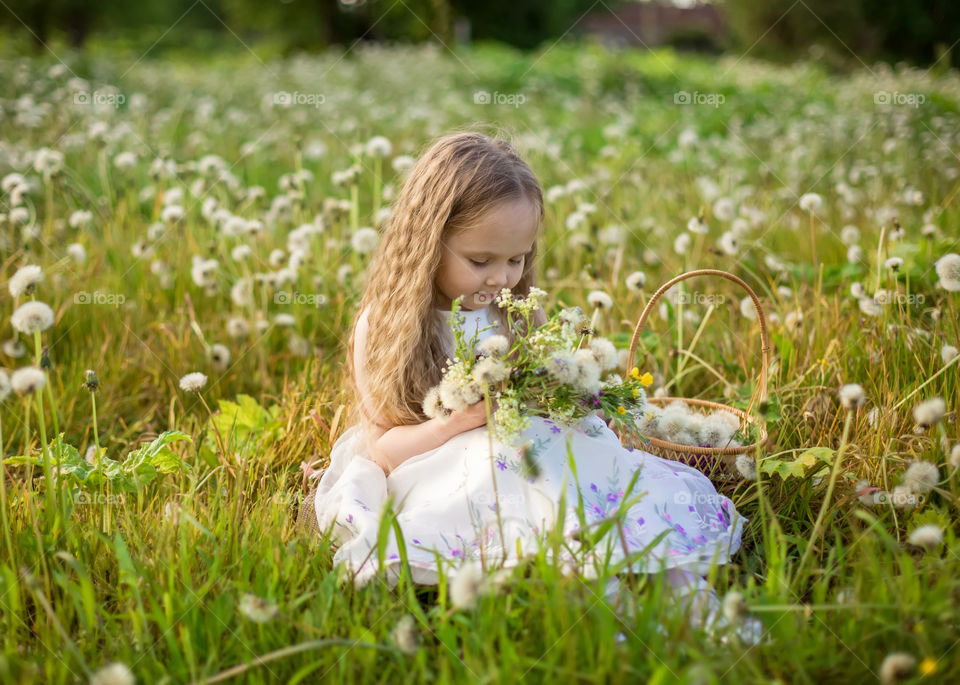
<box><xmin>450</xmin><ymin>397</ymin><xmax>498</xmax><ymax>433</ymax></box>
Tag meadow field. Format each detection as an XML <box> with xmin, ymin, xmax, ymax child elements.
<box><xmin>1</xmin><ymin>41</ymin><xmax>959</xmax><ymax>683</ymax></box>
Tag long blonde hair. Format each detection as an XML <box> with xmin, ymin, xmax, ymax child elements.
<box><xmin>342</xmin><ymin>131</ymin><xmax>548</xmax><ymax>432</ymax></box>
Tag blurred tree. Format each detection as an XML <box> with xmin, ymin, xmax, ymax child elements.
<box><xmin>449</xmin><ymin>0</ymin><xmax>616</xmax><ymax>49</ymax></box>
<box><xmin>722</xmin><ymin>0</ymin><xmax>959</xmax><ymax>68</ymax></box>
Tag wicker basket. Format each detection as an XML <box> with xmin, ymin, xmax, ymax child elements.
<box><xmin>614</xmin><ymin>269</ymin><xmax>772</xmax><ymax>484</ymax></box>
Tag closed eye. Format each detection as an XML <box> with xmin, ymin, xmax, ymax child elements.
<box><xmin>471</xmin><ymin>258</ymin><xmax>524</xmax><ymax>266</ymax></box>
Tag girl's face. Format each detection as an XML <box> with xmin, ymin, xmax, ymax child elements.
<box><xmin>434</xmin><ymin>197</ymin><xmax>539</xmax><ymax>310</ymax></box>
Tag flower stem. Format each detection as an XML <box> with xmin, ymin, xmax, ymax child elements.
<box><xmin>793</xmin><ymin>409</ymin><xmax>854</xmax><ymax>586</ymax></box>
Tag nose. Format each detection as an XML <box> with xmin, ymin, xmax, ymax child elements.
<box><xmin>485</xmin><ymin>267</ymin><xmax>509</xmax><ymax>289</ymax></box>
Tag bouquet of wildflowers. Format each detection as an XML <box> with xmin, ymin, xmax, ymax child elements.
<box><xmin>422</xmin><ymin>287</ymin><xmax>653</xmax><ymax>449</ymax></box>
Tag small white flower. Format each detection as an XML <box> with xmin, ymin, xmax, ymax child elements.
<box><xmin>238</xmin><ymin>593</ymin><xmax>278</xmax><ymax>623</ymax></box>
<box><xmin>11</xmin><ymin>366</ymin><xmax>46</xmax><ymax>395</ymax></box>
<box><xmin>846</xmin><ymin>245</ymin><xmax>864</xmax><ymax>263</ymax></box>
<box><xmin>11</xmin><ymin>301</ymin><xmax>55</xmax><ymax>334</ymax></box>
<box><xmin>850</xmin><ymin>282</ymin><xmax>865</xmax><ymax>299</ymax></box>
<box><xmin>89</xmin><ymin>661</ymin><xmax>135</xmax><ymax>685</ymax></box>
<box><xmin>586</xmin><ymin>290</ymin><xmax>613</xmax><ymax>310</ymax></box>
<box><xmin>837</xmin><ymin>383</ymin><xmax>866</xmax><ymax>411</ymax></box>
<box><xmin>884</xmin><ymin>257</ymin><xmax>903</xmax><ymax>271</ymax></box>
<box><xmin>906</xmin><ymin>524</ymin><xmax>943</xmax><ymax>550</ymax></box>
<box><xmin>912</xmin><ymin>397</ymin><xmax>946</xmax><ymax>429</ymax></box>
<box><xmin>8</xmin><ymin>264</ymin><xmax>44</xmax><ymax>298</ymax></box>
<box><xmin>274</xmin><ymin>313</ymin><xmax>296</xmax><ymax>328</ymax></box>
<box><xmin>934</xmin><ymin>253</ymin><xmax>960</xmax><ymax>291</ymax></box>
<box><xmin>798</xmin><ymin>193</ymin><xmax>822</xmax><ymax>212</ymax></box>
<box><xmin>739</xmin><ymin>296</ymin><xmax>757</xmax><ymax>320</ymax></box>
<box><xmin>179</xmin><ymin>372</ymin><xmax>207</xmax><ymax>392</ymax></box>
<box><xmin>673</xmin><ymin>232</ymin><xmax>691</xmax><ymax>254</ymax></box>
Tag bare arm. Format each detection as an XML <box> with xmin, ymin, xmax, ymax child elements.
<box><xmin>352</xmin><ymin>307</ymin><xmax>488</xmax><ymax>476</ymax></box>
<box><xmin>370</xmin><ymin>412</ymin><xmax>475</xmax><ymax>475</ymax></box>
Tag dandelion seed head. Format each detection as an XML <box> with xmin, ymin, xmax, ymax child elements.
<box><xmin>721</xmin><ymin>590</ymin><xmax>749</xmax><ymax>624</ymax></box>
<box><xmin>941</xmin><ymin>345</ymin><xmax>958</xmax><ymax>365</ymax></box>
<box><xmin>89</xmin><ymin>661</ymin><xmax>135</xmax><ymax>685</ymax></box>
<box><xmin>476</xmin><ymin>334</ymin><xmax>509</xmax><ymax>358</ymax></box>
<box><xmin>10</xmin><ymin>301</ymin><xmax>54</xmax><ymax>335</ymax></box>
<box><xmin>450</xmin><ymin>561</ymin><xmax>486</xmax><ymax>610</ymax></box>
<box><xmin>625</xmin><ymin>270</ymin><xmax>646</xmax><ymax>292</ymax></box>
<box><xmin>879</xmin><ymin>652</ymin><xmax>915</xmax><ymax>685</ymax></box>
<box><xmin>8</xmin><ymin>264</ymin><xmax>43</xmax><ymax>298</ymax></box>
<box><xmin>837</xmin><ymin>383</ymin><xmax>866</xmax><ymax>411</ymax></box>
<box><xmin>238</xmin><ymin>593</ymin><xmax>278</xmax><ymax>623</ymax></box>
<box><xmin>798</xmin><ymin>193</ymin><xmax>822</xmax><ymax>212</ymax></box>
<box><xmin>902</xmin><ymin>460</ymin><xmax>939</xmax><ymax>494</ymax></box>
<box><xmin>588</xmin><ymin>337</ymin><xmax>619</xmax><ymax>371</ymax></box>
<box><xmin>586</xmin><ymin>290</ymin><xmax>613</xmax><ymax>310</ymax></box>
<box><xmin>0</xmin><ymin>369</ymin><xmax>10</xmax><ymax>402</ymax></box>
<box><xmin>906</xmin><ymin>524</ymin><xmax>943</xmax><ymax>550</ymax></box>
<box><xmin>11</xmin><ymin>366</ymin><xmax>46</xmax><ymax>395</ymax></box>
<box><xmin>390</xmin><ymin>614</ymin><xmax>420</xmax><ymax>655</ymax></box>
<box><xmin>179</xmin><ymin>372</ymin><xmax>207</xmax><ymax>392</ymax></box>
<box><xmin>912</xmin><ymin>397</ymin><xmax>946</xmax><ymax>429</ymax></box>
<box><xmin>735</xmin><ymin>454</ymin><xmax>757</xmax><ymax>480</ymax></box>
<box><xmin>934</xmin><ymin>253</ymin><xmax>960</xmax><ymax>291</ymax></box>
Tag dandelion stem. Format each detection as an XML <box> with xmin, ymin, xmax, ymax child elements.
<box><xmin>874</xmin><ymin>224</ymin><xmax>887</xmax><ymax>293</ymax></box>
<box><xmin>34</xmin><ymin>391</ymin><xmax>56</xmax><ymax>529</ymax></box>
<box><xmin>194</xmin><ymin>639</ymin><xmax>392</xmax><ymax>684</ymax></box>
<box><xmin>373</xmin><ymin>156</ymin><xmax>382</xmax><ymax>217</ymax></box>
<box><xmin>483</xmin><ymin>384</ymin><xmax>508</xmax><ymax>566</ymax></box>
<box><xmin>0</xmin><ymin>418</ymin><xmax>18</xmax><ymax>569</ymax></box>
<box><xmin>793</xmin><ymin>409</ymin><xmax>854</xmax><ymax>586</ymax></box>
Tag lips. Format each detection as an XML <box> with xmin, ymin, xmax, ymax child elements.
<box><xmin>476</xmin><ymin>292</ymin><xmax>495</xmax><ymax>303</ymax></box>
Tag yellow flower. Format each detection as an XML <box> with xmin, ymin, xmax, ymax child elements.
<box><xmin>617</xmin><ymin>405</ymin><xmax>627</xmax><ymax>414</ymax></box>
<box><xmin>629</xmin><ymin>367</ymin><xmax>640</xmax><ymax>379</ymax></box>
<box><xmin>919</xmin><ymin>657</ymin><xmax>936</xmax><ymax>676</ymax></box>
<box><xmin>632</xmin><ymin>388</ymin><xmax>640</xmax><ymax>398</ymax></box>
<box><xmin>639</xmin><ymin>371</ymin><xmax>653</xmax><ymax>386</ymax></box>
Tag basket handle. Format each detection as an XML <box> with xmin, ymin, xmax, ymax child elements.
<box><xmin>624</xmin><ymin>268</ymin><xmax>771</xmax><ymax>412</ymax></box>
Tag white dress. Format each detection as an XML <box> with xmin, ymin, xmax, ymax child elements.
<box><xmin>310</xmin><ymin>304</ymin><xmax>747</xmax><ymax>589</ymax></box>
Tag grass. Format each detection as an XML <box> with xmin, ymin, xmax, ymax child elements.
<box><xmin>0</xmin><ymin>40</ymin><xmax>958</xmax><ymax>682</ymax></box>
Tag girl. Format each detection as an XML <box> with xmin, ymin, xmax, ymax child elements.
<box><xmin>302</xmin><ymin>131</ymin><xmax>759</xmax><ymax>641</ymax></box>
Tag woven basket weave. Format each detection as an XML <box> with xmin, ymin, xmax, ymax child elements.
<box><xmin>613</xmin><ymin>269</ymin><xmax>772</xmax><ymax>484</ymax></box>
